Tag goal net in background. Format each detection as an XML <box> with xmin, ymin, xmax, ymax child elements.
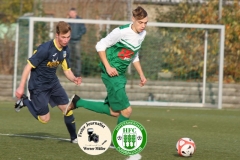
<box><xmin>13</xmin><ymin>17</ymin><xmax>225</xmax><ymax>109</ymax></box>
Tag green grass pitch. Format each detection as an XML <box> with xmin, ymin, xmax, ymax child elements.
<box><xmin>0</xmin><ymin>101</ymin><xmax>240</xmax><ymax>160</ymax></box>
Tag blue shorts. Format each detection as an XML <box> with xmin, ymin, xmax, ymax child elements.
<box><xmin>29</xmin><ymin>83</ymin><xmax>69</xmax><ymax>115</ymax></box>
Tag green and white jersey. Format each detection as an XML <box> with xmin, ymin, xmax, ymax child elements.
<box><xmin>96</xmin><ymin>23</ymin><xmax>146</xmax><ymax>75</ymax></box>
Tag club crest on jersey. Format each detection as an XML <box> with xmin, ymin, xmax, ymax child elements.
<box><xmin>63</xmin><ymin>51</ymin><xmax>66</xmax><ymax>58</ymax></box>
<box><xmin>118</xmin><ymin>48</ymin><xmax>134</xmax><ymax>61</ymax></box>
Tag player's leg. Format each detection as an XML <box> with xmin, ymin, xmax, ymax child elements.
<box><xmin>30</xmin><ymin>90</ymin><xmax>51</xmax><ymax>123</ymax></box>
<box><xmin>58</xmin><ymin>105</ymin><xmax>77</xmax><ymax>143</ymax></box>
<box><xmin>118</xmin><ymin>106</ymin><xmax>132</xmax><ymax>124</ymax></box>
<box><xmin>108</xmin><ymin>87</ymin><xmax>131</xmax><ymax>124</ymax></box>
<box><xmin>109</xmin><ymin>88</ymin><xmax>131</xmax><ymax>149</ymax></box>
<box><xmin>109</xmin><ymin>107</ymin><xmax>120</xmax><ymax>117</ymax></box>
<box><xmin>15</xmin><ymin>95</ymin><xmax>39</xmax><ymax>118</ymax></box>
<box><xmin>69</xmin><ymin>75</ymin><xmax>121</xmax><ymax>115</ymax></box>
<box><xmin>15</xmin><ymin>94</ymin><xmax>28</xmax><ymax>112</ymax></box>
<box><xmin>49</xmin><ymin>84</ymin><xmax>77</xmax><ymax>143</ymax></box>
<box><xmin>65</xmin><ymin>88</ymin><xmax>129</xmax><ymax>119</ymax></box>
<box><xmin>15</xmin><ymin>90</ymin><xmax>51</xmax><ymax>123</ymax></box>
<box><xmin>37</xmin><ymin>113</ymin><xmax>50</xmax><ymax>123</ymax></box>
<box><xmin>65</xmin><ymin>94</ymin><xmax>113</xmax><ymax>116</ymax></box>
<box><xmin>65</xmin><ymin>75</ymin><xmax>124</xmax><ymax>117</ymax></box>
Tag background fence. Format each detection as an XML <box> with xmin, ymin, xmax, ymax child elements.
<box><xmin>13</xmin><ymin>17</ymin><xmax>225</xmax><ymax>108</ymax></box>
<box><xmin>1</xmin><ymin>0</ymin><xmax>240</xmax><ymax>108</ymax></box>
<box><xmin>1</xmin><ymin>0</ymin><xmax>240</xmax><ymax>82</ymax></box>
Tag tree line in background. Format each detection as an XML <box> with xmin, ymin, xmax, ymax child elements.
<box><xmin>154</xmin><ymin>0</ymin><xmax>240</xmax><ymax>82</ymax></box>
<box><xmin>0</xmin><ymin>0</ymin><xmax>31</xmax><ymax>74</ymax></box>
<box><xmin>0</xmin><ymin>0</ymin><xmax>240</xmax><ymax>83</ymax></box>
<box><xmin>0</xmin><ymin>0</ymin><xmax>127</xmax><ymax>75</ymax></box>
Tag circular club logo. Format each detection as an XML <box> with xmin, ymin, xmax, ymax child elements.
<box><xmin>77</xmin><ymin>120</ymin><xmax>111</xmax><ymax>155</ymax></box>
<box><xmin>112</xmin><ymin>120</ymin><xmax>147</xmax><ymax>155</ymax></box>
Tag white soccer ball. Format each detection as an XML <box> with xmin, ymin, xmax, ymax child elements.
<box><xmin>176</xmin><ymin>137</ymin><xmax>196</xmax><ymax>157</ymax></box>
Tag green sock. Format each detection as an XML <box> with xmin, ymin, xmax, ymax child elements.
<box><xmin>117</xmin><ymin>114</ymin><xmax>129</xmax><ymax>124</ymax></box>
<box><xmin>76</xmin><ymin>99</ymin><xmax>111</xmax><ymax>116</ymax></box>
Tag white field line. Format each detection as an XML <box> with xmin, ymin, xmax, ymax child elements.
<box><xmin>0</xmin><ymin>133</ymin><xmax>70</xmax><ymax>141</ymax></box>
<box><xmin>0</xmin><ymin>133</ymin><xmax>142</xmax><ymax>160</ymax></box>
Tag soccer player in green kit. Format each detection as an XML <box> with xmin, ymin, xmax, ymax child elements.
<box><xmin>65</xmin><ymin>6</ymin><xmax>148</xmax><ymax>146</ymax></box>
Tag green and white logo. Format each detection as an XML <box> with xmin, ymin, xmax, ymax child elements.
<box><xmin>112</xmin><ymin>120</ymin><xmax>147</xmax><ymax>155</ymax></box>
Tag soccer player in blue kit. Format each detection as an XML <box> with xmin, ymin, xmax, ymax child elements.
<box><xmin>15</xmin><ymin>21</ymin><xmax>81</xmax><ymax>143</ymax></box>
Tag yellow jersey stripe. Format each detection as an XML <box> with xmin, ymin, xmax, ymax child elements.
<box><xmin>61</xmin><ymin>59</ymin><xmax>70</xmax><ymax>71</ymax></box>
<box><xmin>27</xmin><ymin>60</ymin><xmax>36</xmax><ymax>68</ymax></box>
<box><xmin>53</xmin><ymin>39</ymin><xmax>62</xmax><ymax>51</ymax></box>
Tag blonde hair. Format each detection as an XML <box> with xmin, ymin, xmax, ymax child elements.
<box><xmin>56</xmin><ymin>21</ymin><xmax>71</xmax><ymax>35</ymax></box>
<box><xmin>132</xmin><ymin>6</ymin><xmax>148</xmax><ymax>20</ymax></box>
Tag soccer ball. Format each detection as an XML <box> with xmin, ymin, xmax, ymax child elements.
<box><xmin>176</xmin><ymin>137</ymin><xmax>196</xmax><ymax>157</ymax></box>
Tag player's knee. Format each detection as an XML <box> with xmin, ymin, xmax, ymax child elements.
<box><xmin>126</xmin><ymin>107</ymin><xmax>132</xmax><ymax>115</ymax></box>
<box><xmin>110</xmin><ymin>111</ymin><xmax>120</xmax><ymax>117</ymax></box>
<box><xmin>121</xmin><ymin>106</ymin><xmax>132</xmax><ymax>117</ymax></box>
<box><xmin>38</xmin><ymin>116</ymin><xmax>50</xmax><ymax>124</ymax></box>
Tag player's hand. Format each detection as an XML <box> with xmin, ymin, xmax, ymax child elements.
<box><xmin>74</xmin><ymin>77</ymin><xmax>82</xmax><ymax>85</ymax></box>
<box><xmin>106</xmin><ymin>67</ymin><xmax>119</xmax><ymax>77</ymax></box>
<box><xmin>15</xmin><ymin>87</ymin><xmax>24</xmax><ymax>99</ymax></box>
<box><xmin>139</xmin><ymin>75</ymin><xmax>147</xmax><ymax>87</ymax></box>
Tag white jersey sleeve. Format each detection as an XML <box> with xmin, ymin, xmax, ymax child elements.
<box><xmin>132</xmin><ymin>52</ymin><xmax>139</xmax><ymax>63</ymax></box>
<box><xmin>95</xmin><ymin>27</ymin><xmax>121</xmax><ymax>52</ymax></box>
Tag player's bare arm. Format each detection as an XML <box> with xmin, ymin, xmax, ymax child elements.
<box><xmin>98</xmin><ymin>51</ymin><xmax>119</xmax><ymax>77</ymax></box>
<box><xmin>63</xmin><ymin>69</ymin><xmax>82</xmax><ymax>85</ymax></box>
<box><xmin>133</xmin><ymin>61</ymin><xmax>147</xmax><ymax>87</ymax></box>
<box><xmin>15</xmin><ymin>63</ymin><xmax>32</xmax><ymax>99</ymax></box>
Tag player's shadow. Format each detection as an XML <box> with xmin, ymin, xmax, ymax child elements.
<box><xmin>173</xmin><ymin>153</ymin><xmax>193</xmax><ymax>158</ymax></box>
<box><xmin>9</xmin><ymin>132</ymin><xmax>70</xmax><ymax>143</ymax></box>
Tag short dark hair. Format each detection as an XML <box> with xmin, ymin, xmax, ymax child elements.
<box><xmin>132</xmin><ymin>6</ymin><xmax>148</xmax><ymax>20</ymax></box>
<box><xmin>70</xmin><ymin>7</ymin><xmax>76</xmax><ymax>11</ymax></box>
<box><xmin>56</xmin><ymin>21</ymin><xmax>71</xmax><ymax>34</ymax></box>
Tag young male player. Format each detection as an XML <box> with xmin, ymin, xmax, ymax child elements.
<box><xmin>15</xmin><ymin>21</ymin><xmax>81</xmax><ymax>143</ymax></box>
<box><xmin>64</xmin><ymin>6</ymin><xmax>148</xmax><ymax>146</ymax></box>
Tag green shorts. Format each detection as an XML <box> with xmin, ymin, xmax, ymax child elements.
<box><xmin>101</xmin><ymin>73</ymin><xmax>130</xmax><ymax>111</ymax></box>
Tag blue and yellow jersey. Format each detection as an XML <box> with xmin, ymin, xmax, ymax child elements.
<box><xmin>27</xmin><ymin>39</ymin><xmax>70</xmax><ymax>90</ymax></box>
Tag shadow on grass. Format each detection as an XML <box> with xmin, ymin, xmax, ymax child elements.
<box><xmin>173</xmin><ymin>153</ymin><xmax>193</xmax><ymax>158</ymax></box>
<box><xmin>7</xmin><ymin>132</ymin><xmax>71</xmax><ymax>143</ymax></box>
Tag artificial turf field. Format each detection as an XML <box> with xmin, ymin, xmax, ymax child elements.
<box><xmin>0</xmin><ymin>101</ymin><xmax>240</xmax><ymax>160</ymax></box>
